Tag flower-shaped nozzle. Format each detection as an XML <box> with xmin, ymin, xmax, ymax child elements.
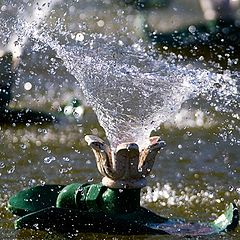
<box><xmin>85</xmin><ymin>135</ymin><xmax>165</xmax><ymax>189</ymax></box>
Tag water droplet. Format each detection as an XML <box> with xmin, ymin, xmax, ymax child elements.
<box><xmin>43</xmin><ymin>156</ymin><xmax>56</xmax><ymax>164</ymax></box>
<box><xmin>88</xmin><ymin>178</ymin><xmax>94</xmax><ymax>183</ymax></box>
<box><xmin>97</xmin><ymin>20</ymin><xmax>104</xmax><ymax>27</ymax></box>
<box><xmin>64</xmin><ymin>106</ymin><xmax>73</xmax><ymax>115</ymax></box>
<box><xmin>28</xmin><ymin>179</ymin><xmax>36</xmax><ymax>186</ymax></box>
<box><xmin>24</xmin><ymin>82</ymin><xmax>32</xmax><ymax>91</ymax></box>
<box><xmin>63</xmin><ymin>157</ymin><xmax>70</xmax><ymax>162</ymax></box>
<box><xmin>188</xmin><ymin>25</ymin><xmax>196</xmax><ymax>34</ymax></box>
<box><xmin>20</xmin><ymin>144</ymin><xmax>27</xmax><ymax>150</ymax></box>
<box><xmin>86</xmin><ymin>160</ymin><xmax>91</xmax><ymax>164</ymax></box>
<box><xmin>7</xmin><ymin>166</ymin><xmax>15</xmax><ymax>174</ymax></box>
<box><xmin>177</xmin><ymin>144</ymin><xmax>182</xmax><ymax>149</ymax></box>
<box><xmin>75</xmin><ymin>32</ymin><xmax>84</xmax><ymax>42</ymax></box>
<box><xmin>0</xmin><ymin>162</ymin><xmax>5</xmax><ymax>169</ymax></box>
<box><xmin>59</xmin><ymin>167</ymin><xmax>72</xmax><ymax>174</ymax></box>
<box><xmin>40</xmin><ymin>180</ymin><xmax>45</xmax><ymax>185</ymax></box>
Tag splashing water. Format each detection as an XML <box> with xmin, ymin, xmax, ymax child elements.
<box><xmin>0</xmin><ymin>0</ymin><xmax>62</xmax><ymax>59</ymax></box>
<box><xmin>30</xmin><ymin>30</ymin><xmax>238</xmax><ymax>149</ymax></box>
<box><xmin>1</xmin><ymin>3</ymin><xmax>239</xmax><ymax>149</ymax></box>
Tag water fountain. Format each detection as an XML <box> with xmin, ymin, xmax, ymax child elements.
<box><xmin>2</xmin><ymin>0</ymin><xmax>240</xmax><ymax>238</ymax></box>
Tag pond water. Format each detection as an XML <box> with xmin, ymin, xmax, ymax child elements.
<box><xmin>0</xmin><ymin>0</ymin><xmax>240</xmax><ymax>239</ymax></box>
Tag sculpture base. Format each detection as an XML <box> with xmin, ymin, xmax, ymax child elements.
<box><xmin>8</xmin><ymin>184</ymin><xmax>239</xmax><ymax>236</ymax></box>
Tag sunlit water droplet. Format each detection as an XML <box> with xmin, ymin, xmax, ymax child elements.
<box><xmin>24</xmin><ymin>82</ymin><xmax>32</xmax><ymax>91</ymax></box>
<box><xmin>43</xmin><ymin>156</ymin><xmax>56</xmax><ymax>164</ymax></box>
<box><xmin>20</xmin><ymin>144</ymin><xmax>27</xmax><ymax>150</ymax></box>
<box><xmin>7</xmin><ymin>166</ymin><xmax>15</xmax><ymax>174</ymax></box>
<box><xmin>0</xmin><ymin>162</ymin><xmax>5</xmax><ymax>169</ymax></box>
<box><xmin>63</xmin><ymin>157</ymin><xmax>70</xmax><ymax>162</ymax></box>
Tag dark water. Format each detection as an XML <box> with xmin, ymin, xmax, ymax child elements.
<box><xmin>0</xmin><ymin>0</ymin><xmax>240</xmax><ymax>239</ymax></box>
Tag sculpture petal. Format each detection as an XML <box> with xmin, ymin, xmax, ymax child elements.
<box><xmin>115</xmin><ymin>142</ymin><xmax>140</xmax><ymax>179</ymax></box>
<box><xmin>84</xmin><ymin>135</ymin><xmax>113</xmax><ymax>178</ymax></box>
<box><xmin>139</xmin><ymin>136</ymin><xmax>165</xmax><ymax>176</ymax></box>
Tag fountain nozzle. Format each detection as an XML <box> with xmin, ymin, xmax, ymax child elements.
<box><xmin>85</xmin><ymin>135</ymin><xmax>165</xmax><ymax>189</ymax></box>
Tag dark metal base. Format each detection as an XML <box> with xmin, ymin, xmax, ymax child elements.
<box><xmin>8</xmin><ymin>184</ymin><xmax>239</xmax><ymax>236</ymax></box>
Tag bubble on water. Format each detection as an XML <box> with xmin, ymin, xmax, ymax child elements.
<box><xmin>0</xmin><ymin>5</ymin><xmax>7</xmax><ymax>11</ymax></box>
<box><xmin>64</xmin><ymin>106</ymin><xmax>73</xmax><ymax>115</ymax></box>
<box><xmin>73</xmin><ymin>106</ymin><xmax>84</xmax><ymax>118</ymax></box>
<box><xmin>85</xmin><ymin>159</ymin><xmax>91</xmax><ymax>165</ymax></box>
<box><xmin>35</xmin><ymin>140</ymin><xmax>41</xmax><ymax>146</ymax></box>
<box><xmin>188</xmin><ymin>25</ymin><xmax>196</xmax><ymax>34</ymax></box>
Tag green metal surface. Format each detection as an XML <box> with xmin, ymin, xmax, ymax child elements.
<box><xmin>8</xmin><ymin>183</ymin><xmax>239</xmax><ymax>236</ymax></box>
<box><xmin>8</xmin><ymin>185</ymin><xmax>65</xmax><ymax>216</ymax></box>
<box><xmin>56</xmin><ymin>183</ymin><xmax>84</xmax><ymax>209</ymax></box>
<box><xmin>14</xmin><ymin>206</ymin><xmax>167</xmax><ymax>234</ymax></box>
<box><xmin>211</xmin><ymin>203</ymin><xmax>239</xmax><ymax>232</ymax></box>
<box><xmin>146</xmin><ymin>203</ymin><xmax>239</xmax><ymax>236</ymax></box>
<box><xmin>56</xmin><ymin>183</ymin><xmax>140</xmax><ymax>213</ymax></box>
<box><xmin>101</xmin><ymin>188</ymin><xmax>141</xmax><ymax>213</ymax></box>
